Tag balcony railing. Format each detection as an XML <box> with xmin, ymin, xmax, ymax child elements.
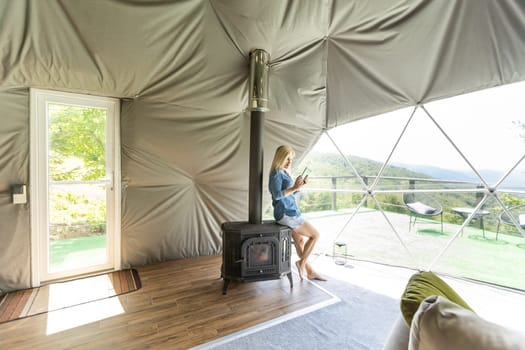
<box><xmin>302</xmin><ymin>175</ymin><xmax>485</xmax><ymax>210</ymax></box>
<box><xmin>298</xmin><ymin>175</ymin><xmax>524</xmax><ymax>234</ymax></box>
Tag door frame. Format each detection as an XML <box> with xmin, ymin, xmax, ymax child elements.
<box><xmin>30</xmin><ymin>88</ymin><xmax>121</xmax><ymax>286</ymax></box>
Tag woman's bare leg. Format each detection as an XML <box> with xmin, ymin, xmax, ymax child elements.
<box><xmin>292</xmin><ymin>222</ymin><xmax>325</xmax><ymax>281</ymax></box>
<box><xmin>295</xmin><ymin>221</ymin><xmax>318</xmax><ymax>268</ymax></box>
<box><xmin>292</xmin><ymin>232</ymin><xmax>307</xmax><ymax>280</ymax></box>
<box><xmin>293</xmin><ymin>233</ymin><xmax>326</xmax><ymax>280</ymax></box>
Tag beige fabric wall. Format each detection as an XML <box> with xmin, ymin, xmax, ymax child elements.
<box><xmin>0</xmin><ymin>89</ymin><xmax>30</xmax><ymax>290</ymax></box>
<box><xmin>0</xmin><ymin>0</ymin><xmax>524</xmax><ymax>290</ymax></box>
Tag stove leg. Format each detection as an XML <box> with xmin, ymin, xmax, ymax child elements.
<box><xmin>222</xmin><ymin>278</ymin><xmax>230</xmax><ymax>295</ymax></box>
<box><xmin>287</xmin><ymin>272</ymin><xmax>293</xmax><ymax>288</ymax></box>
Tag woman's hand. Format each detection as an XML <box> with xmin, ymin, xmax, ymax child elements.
<box><xmin>285</xmin><ymin>175</ymin><xmax>307</xmax><ymax>196</ymax></box>
<box><xmin>294</xmin><ymin>175</ymin><xmax>305</xmax><ymax>190</ymax></box>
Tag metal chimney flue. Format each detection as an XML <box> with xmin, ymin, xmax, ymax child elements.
<box><xmin>221</xmin><ymin>51</ymin><xmax>291</xmax><ymax>294</ymax></box>
<box><xmin>249</xmin><ymin>49</ymin><xmax>270</xmax><ymax>112</ymax></box>
<box><xmin>248</xmin><ymin>49</ymin><xmax>270</xmax><ymax>224</ymax></box>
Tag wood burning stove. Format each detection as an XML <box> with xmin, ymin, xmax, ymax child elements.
<box><xmin>221</xmin><ymin>49</ymin><xmax>293</xmax><ymax>294</ymax></box>
<box><xmin>221</xmin><ymin>221</ymin><xmax>292</xmax><ymax>294</ymax></box>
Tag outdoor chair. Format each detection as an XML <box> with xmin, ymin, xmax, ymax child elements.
<box><xmin>496</xmin><ymin>204</ymin><xmax>525</xmax><ymax>240</ymax></box>
<box><xmin>402</xmin><ymin>192</ymin><xmax>443</xmax><ymax>233</ymax></box>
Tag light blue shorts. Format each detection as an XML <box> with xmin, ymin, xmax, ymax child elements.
<box><xmin>277</xmin><ymin>214</ymin><xmax>305</xmax><ymax>229</ymax></box>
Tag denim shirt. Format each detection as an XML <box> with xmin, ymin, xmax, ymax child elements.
<box><xmin>268</xmin><ymin>169</ymin><xmax>300</xmax><ymax>220</ymax></box>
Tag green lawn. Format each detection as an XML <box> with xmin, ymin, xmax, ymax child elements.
<box><xmin>50</xmin><ymin>235</ymin><xmax>107</xmax><ymax>270</ymax></box>
<box><xmin>304</xmin><ymin>208</ymin><xmax>525</xmax><ymax>291</ymax></box>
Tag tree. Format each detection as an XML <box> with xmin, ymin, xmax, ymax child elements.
<box><xmin>48</xmin><ymin>104</ymin><xmax>106</xmax><ymax>181</ymax></box>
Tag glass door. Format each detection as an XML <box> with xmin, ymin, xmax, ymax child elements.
<box><xmin>31</xmin><ymin>89</ymin><xmax>121</xmax><ymax>284</ymax></box>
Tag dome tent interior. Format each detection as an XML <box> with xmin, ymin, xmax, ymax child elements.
<box><xmin>0</xmin><ymin>0</ymin><xmax>524</xmax><ymax>298</ymax></box>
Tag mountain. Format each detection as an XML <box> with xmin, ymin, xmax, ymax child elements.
<box><xmin>305</xmin><ymin>152</ymin><xmax>524</xmax><ymax>190</ymax></box>
<box><xmin>392</xmin><ymin>163</ymin><xmax>524</xmax><ymax>189</ymax></box>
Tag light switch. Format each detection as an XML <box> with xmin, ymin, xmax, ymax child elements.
<box><xmin>13</xmin><ymin>184</ymin><xmax>27</xmax><ymax>204</ymax></box>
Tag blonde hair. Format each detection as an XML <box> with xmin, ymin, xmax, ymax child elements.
<box><xmin>270</xmin><ymin>145</ymin><xmax>295</xmax><ymax>175</ymax></box>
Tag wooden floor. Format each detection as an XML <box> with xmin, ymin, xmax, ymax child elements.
<box><xmin>0</xmin><ymin>255</ymin><xmax>335</xmax><ymax>350</ymax></box>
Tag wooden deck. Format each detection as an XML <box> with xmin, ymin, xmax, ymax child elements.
<box><xmin>0</xmin><ymin>255</ymin><xmax>336</xmax><ymax>350</ymax></box>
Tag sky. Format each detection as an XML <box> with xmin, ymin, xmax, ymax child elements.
<box><xmin>313</xmin><ymin>81</ymin><xmax>525</xmax><ymax>173</ymax></box>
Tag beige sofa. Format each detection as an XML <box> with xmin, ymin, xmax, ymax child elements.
<box><xmin>382</xmin><ymin>272</ymin><xmax>525</xmax><ymax>350</ymax></box>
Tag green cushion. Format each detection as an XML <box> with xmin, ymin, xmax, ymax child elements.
<box><xmin>400</xmin><ymin>271</ymin><xmax>474</xmax><ymax>326</ymax></box>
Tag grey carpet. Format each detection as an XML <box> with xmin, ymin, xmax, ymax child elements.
<box><xmin>205</xmin><ymin>274</ymin><xmax>401</xmax><ymax>350</ymax></box>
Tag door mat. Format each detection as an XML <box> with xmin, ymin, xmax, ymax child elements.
<box><xmin>0</xmin><ymin>269</ymin><xmax>141</xmax><ymax>323</ymax></box>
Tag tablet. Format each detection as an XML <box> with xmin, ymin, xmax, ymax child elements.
<box><xmin>301</xmin><ymin>167</ymin><xmax>311</xmax><ymax>177</ymax></box>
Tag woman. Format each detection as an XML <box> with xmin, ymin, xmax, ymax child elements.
<box><xmin>268</xmin><ymin>145</ymin><xmax>326</xmax><ymax>281</ymax></box>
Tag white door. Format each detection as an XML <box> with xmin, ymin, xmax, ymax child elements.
<box><xmin>30</xmin><ymin>89</ymin><xmax>121</xmax><ymax>285</ymax></box>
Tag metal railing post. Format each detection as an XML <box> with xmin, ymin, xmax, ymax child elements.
<box><xmin>331</xmin><ymin>177</ymin><xmax>337</xmax><ymax>210</ymax></box>
<box><xmin>362</xmin><ymin>176</ymin><xmax>368</xmax><ymax>208</ymax></box>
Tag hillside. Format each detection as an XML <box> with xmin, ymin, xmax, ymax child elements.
<box><xmin>299</xmin><ymin>152</ymin><xmax>525</xmax><ymax>232</ymax></box>
<box><xmin>392</xmin><ymin>163</ymin><xmax>525</xmax><ymax>190</ymax></box>
<box><xmin>304</xmin><ymin>151</ymin><xmax>524</xmax><ymax>189</ymax></box>
<box><xmin>303</xmin><ymin>152</ymin><xmax>433</xmax><ymax>180</ymax></box>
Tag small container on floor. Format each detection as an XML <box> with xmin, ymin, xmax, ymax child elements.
<box><xmin>333</xmin><ymin>241</ymin><xmax>347</xmax><ymax>265</ymax></box>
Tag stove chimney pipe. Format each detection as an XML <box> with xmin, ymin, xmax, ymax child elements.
<box><xmin>248</xmin><ymin>49</ymin><xmax>269</xmax><ymax>224</ymax></box>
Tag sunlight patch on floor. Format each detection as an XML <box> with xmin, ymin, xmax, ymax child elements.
<box><xmin>31</xmin><ymin>274</ymin><xmax>120</xmax><ymax>315</ymax></box>
<box><xmin>307</xmin><ymin>253</ymin><xmax>413</xmax><ymax>299</ymax></box>
<box><xmin>45</xmin><ymin>296</ymin><xmax>124</xmax><ymax>335</ymax></box>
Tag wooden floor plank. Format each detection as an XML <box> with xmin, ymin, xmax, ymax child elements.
<box><xmin>0</xmin><ymin>255</ymin><xmax>335</xmax><ymax>350</ymax></box>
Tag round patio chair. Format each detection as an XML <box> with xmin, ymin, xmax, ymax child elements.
<box><xmin>402</xmin><ymin>192</ymin><xmax>443</xmax><ymax>233</ymax></box>
<box><xmin>496</xmin><ymin>204</ymin><xmax>525</xmax><ymax>240</ymax></box>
